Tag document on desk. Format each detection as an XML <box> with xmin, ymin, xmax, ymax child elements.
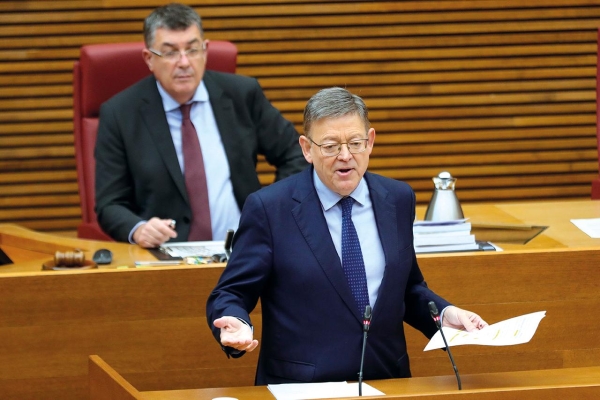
<box><xmin>570</xmin><ymin>218</ymin><xmax>600</xmax><ymax>238</ymax></box>
<box><xmin>424</xmin><ymin>311</ymin><xmax>546</xmax><ymax>351</ymax></box>
<box><xmin>267</xmin><ymin>381</ymin><xmax>384</xmax><ymax>400</ymax></box>
<box><xmin>159</xmin><ymin>240</ymin><xmax>225</xmax><ymax>258</ymax></box>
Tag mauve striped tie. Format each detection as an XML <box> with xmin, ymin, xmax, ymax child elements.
<box><xmin>180</xmin><ymin>103</ymin><xmax>212</xmax><ymax>240</ymax></box>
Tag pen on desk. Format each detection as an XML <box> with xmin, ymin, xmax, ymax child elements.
<box><xmin>134</xmin><ymin>260</ymin><xmax>183</xmax><ymax>266</ymax></box>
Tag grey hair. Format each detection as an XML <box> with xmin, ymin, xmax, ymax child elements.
<box><xmin>143</xmin><ymin>3</ymin><xmax>204</xmax><ymax>48</ymax></box>
<box><xmin>303</xmin><ymin>87</ymin><xmax>370</xmax><ymax>138</ymax></box>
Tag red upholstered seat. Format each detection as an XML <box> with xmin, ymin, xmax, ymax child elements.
<box><xmin>73</xmin><ymin>41</ymin><xmax>238</xmax><ymax>240</ymax></box>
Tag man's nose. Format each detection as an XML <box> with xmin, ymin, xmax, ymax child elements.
<box><xmin>337</xmin><ymin>143</ymin><xmax>353</xmax><ymax>160</ymax></box>
<box><xmin>177</xmin><ymin>52</ymin><xmax>191</xmax><ymax>66</ymax></box>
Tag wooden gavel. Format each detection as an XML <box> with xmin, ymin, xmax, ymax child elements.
<box><xmin>54</xmin><ymin>250</ymin><xmax>85</xmax><ymax>267</ymax></box>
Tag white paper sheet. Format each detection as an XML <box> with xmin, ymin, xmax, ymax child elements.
<box><xmin>424</xmin><ymin>311</ymin><xmax>546</xmax><ymax>351</ymax></box>
<box><xmin>571</xmin><ymin>218</ymin><xmax>600</xmax><ymax>238</ymax></box>
<box><xmin>267</xmin><ymin>381</ymin><xmax>384</xmax><ymax>400</ymax></box>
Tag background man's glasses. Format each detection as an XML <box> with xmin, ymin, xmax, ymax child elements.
<box><xmin>149</xmin><ymin>43</ymin><xmax>207</xmax><ymax>61</ymax></box>
<box><xmin>307</xmin><ymin>137</ymin><xmax>369</xmax><ymax>157</ymax></box>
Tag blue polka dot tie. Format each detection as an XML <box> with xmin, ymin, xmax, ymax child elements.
<box><xmin>340</xmin><ymin>196</ymin><xmax>370</xmax><ymax>315</ymax></box>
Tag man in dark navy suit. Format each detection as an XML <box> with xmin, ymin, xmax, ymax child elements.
<box><xmin>95</xmin><ymin>3</ymin><xmax>306</xmax><ymax>247</ymax></box>
<box><xmin>207</xmin><ymin>87</ymin><xmax>487</xmax><ymax>384</ymax></box>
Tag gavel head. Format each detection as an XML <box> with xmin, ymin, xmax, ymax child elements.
<box><xmin>54</xmin><ymin>250</ymin><xmax>85</xmax><ymax>267</ymax></box>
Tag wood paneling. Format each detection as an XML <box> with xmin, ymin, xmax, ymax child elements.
<box><xmin>0</xmin><ymin>1</ymin><xmax>598</xmax><ymax>233</ymax></box>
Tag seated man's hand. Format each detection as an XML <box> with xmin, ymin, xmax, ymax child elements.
<box><xmin>133</xmin><ymin>217</ymin><xmax>177</xmax><ymax>248</ymax></box>
<box><xmin>213</xmin><ymin>316</ymin><xmax>259</xmax><ymax>353</ymax></box>
<box><xmin>442</xmin><ymin>306</ymin><xmax>488</xmax><ymax>332</ymax></box>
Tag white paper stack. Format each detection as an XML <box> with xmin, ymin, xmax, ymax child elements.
<box><xmin>159</xmin><ymin>240</ymin><xmax>225</xmax><ymax>257</ymax></box>
<box><xmin>413</xmin><ymin>219</ymin><xmax>479</xmax><ymax>253</ymax></box>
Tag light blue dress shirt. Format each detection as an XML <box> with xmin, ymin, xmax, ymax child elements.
<box><xmin>313</xmin><ymin>170</ymin><xmax>386</xmax><ymax>309</ymax></box>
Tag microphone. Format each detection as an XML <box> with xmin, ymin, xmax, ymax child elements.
<box><xmin>428</xmin><ymin>301</ymin><xmax>462</xmax><ymax>390</ymax></box>
<box><xmin>358</xmin><ymin>305</ymin><xmax>372</xmax><ymax>396</ymax></box>
<box><xmin>224</xmin><ymin>229</ymin><xmax>234</xmax><ymax>261</ymax></box>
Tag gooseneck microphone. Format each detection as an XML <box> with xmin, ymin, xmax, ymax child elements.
<box><xmin>358</xmin><ymin>305</ymin><xmax>372</xmax><ymax>396</ymax></box>
<box><xmin>224</xmin><ymin>229</ymin><xmax>234</xmax><ymax>261</ymax></box>
<box><xmin>428</xmin><ymin>301</ymin><xmax>462</xmax><ymax>390</ymax></box>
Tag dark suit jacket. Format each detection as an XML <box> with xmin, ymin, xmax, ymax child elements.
<box><xmin>206</xmin><ymin>167</ymin><xmax>451</xmax><ymax>384</ymax></box>
<box><xmin>95</xmin><ymin>70</ymin><xmax>307</xmax><ymax>242</ymax></box>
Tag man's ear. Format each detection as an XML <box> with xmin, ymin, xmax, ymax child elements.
<box><xmin>365</xmin><ymin>127</ymin><xmax>376</xmax><ymax>155</ymax></box>
<box><xmin>142</xmin><ymin>49</ymin><xmax>153</xmax><ymax>71</ymax></box>
<box><xmin>202</xmin><ymin>39</ymin><xmax>209</xmax><ymax>67</ymax></box>
<box><xmin>299</xmin><ymin>135</ymin><xmax>314</xmax><ymax>164</ymax></box>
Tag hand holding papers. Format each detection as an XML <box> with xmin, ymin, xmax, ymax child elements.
<box><xmin>424</xmin><ymin>311</ymin><xmax>546</xmax><ymax>351</ymax></box>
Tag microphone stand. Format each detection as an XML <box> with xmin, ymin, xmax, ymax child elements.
<box><xmin>428</xmin><ymin>301</ymin><xmax>462</xmax><ymax>390</ymax></box>
<box><xmin>358</xmin><ymin>305</ymin><xmax>372</xmax><ymax>396</ymax></box>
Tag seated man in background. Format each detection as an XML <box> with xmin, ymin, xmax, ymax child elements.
<box><xmin>206</xmin><ymin>87</ymin><xmax>487</xmax><ymax>384</ymax></box>
<box><xmin>95</xmin><ymin>2</ymin><xmax>307</xmax><ymax>248</ymax></box>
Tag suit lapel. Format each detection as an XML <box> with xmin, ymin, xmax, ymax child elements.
<box><xmin>138</xmin><ymin>77</ymin><xmax>189</xmax><ymax>203</ymax></box>
<box><xmin>291</xmin><ymin>168</ymin><xmax>363</xmax><ymax>321</ymax></box>
<box><xmin>365</xmin><ymin>173</ymin><xmax>399</xmax><ymax>316</ymax></box>
<box><xmin>203</xmin><ymin>72</ymin><xmax>243</xmax><ymax>174</ymax></box>
<box><xmin>367</xmin><ymin>173</ymin><xmax>398</xmax><ymax>268</ymax></box>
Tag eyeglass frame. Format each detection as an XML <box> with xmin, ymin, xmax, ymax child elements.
<box><xmin>306</xmin><ymin>136</ymin><xmax>370</xmax><ymax>157</ymax></box>
<box><xmin>148</xmin><ymin>41</ymin><xmax>207</xmax><ymax>61</ymax></box>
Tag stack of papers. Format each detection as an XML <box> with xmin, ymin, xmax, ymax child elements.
<box><xmin>413</xmin><ymin>219</ymin><xmax>479</xmax><ymax>253</ymax></box>
<box><xmin>267</xmin><ymin>381</ymin><xmax>384</xmax><ymax>400</ymax></box>
<box><xmin>159</xmin><ymin>240</ymin><xmax>226</xmax><ymax>258</ymax></box>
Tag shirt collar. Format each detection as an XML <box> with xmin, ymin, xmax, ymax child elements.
<box><xmin>156</xmin><ymin>80</ymin><xmax>209</xmax><ymax>112</ymax></box>
<box><xmin>313</xmin><ymin>169</ymin><xmax>369</xmax><ymax>211</ymax></box>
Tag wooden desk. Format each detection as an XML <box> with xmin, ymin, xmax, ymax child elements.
<box><xmin>90</xmin><ymin>355</ymin><xmax>600</xmax><ymax>400</ymax></box>
<box><xmin>0</xmin><ymin>224</ymin><xmax>158</xmax><ymax>274</ymax></box>
<box><xmin>1</xmin><ymin>200</ymin><xmax>599</xmax><ymax>399</ymax></box>
<box><xmin>0</xmin><ymin>225</ymin><xmax>255</xmax><ymax>400</ymax></box>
